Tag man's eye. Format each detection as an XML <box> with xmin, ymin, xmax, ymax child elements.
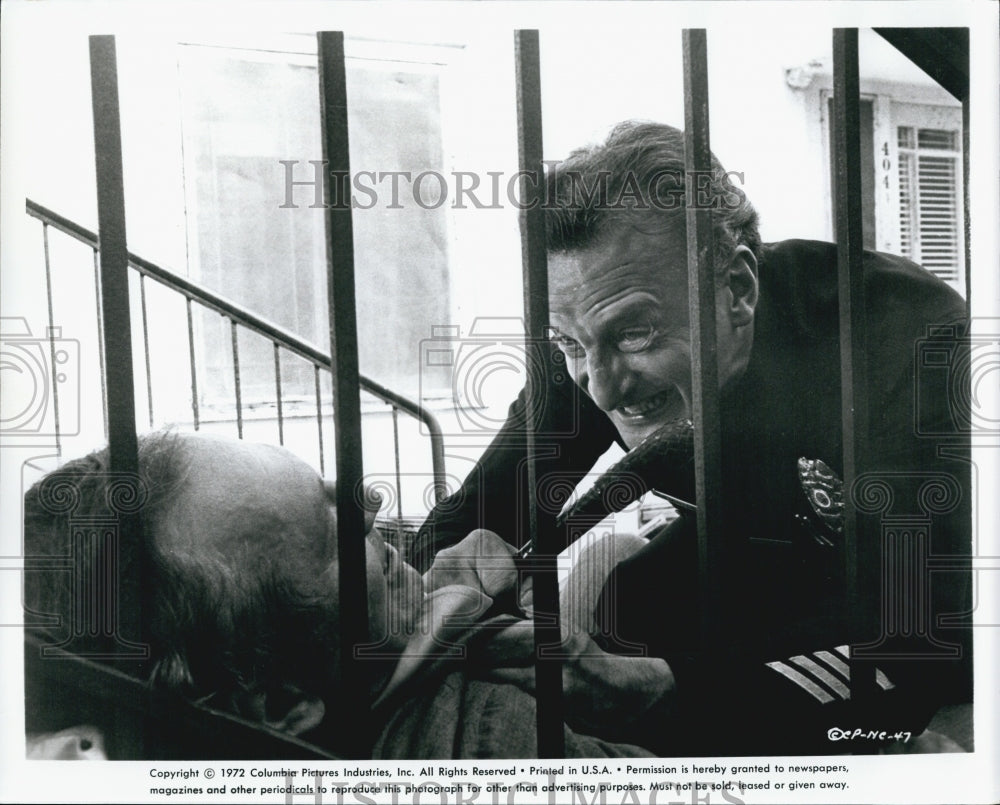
<box><xmin>616</xmin><ymin>323</ymin><xmax>656</xmax><ymax>353</ymax></box>
<box><xmin>553</xmin><ymin>334</ymin><xmax>585</xmax><ymax>358</ymax></box>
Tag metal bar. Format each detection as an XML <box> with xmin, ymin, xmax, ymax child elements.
<box><xmin>314</xmin><ymin>366</ymin><xmax>325</xmax><ymax>476</ymax></box>
<box><xmin>682</xmin><ymin>29</ymin><xmax>726</xmax><ymax>654</ymax></box>
<box><xmin>24</xmin><ymin>632</ymin><xmax>339</xmax><ymax>759</ymax></box>
<box><xmin>25</xmin><ymin>199</ymin><xmax>447</xmax><ymax>471</ymax></box>
<box><xmin>391</xmin><ymin>407</ymin><xmax>403</xmax><ymax>521</ymax></box>
<box><xmin>41</xmin><ymin>223</ymin><xmax>62</xmax><ymax>457</ymax></box>
<box><xmin>273</xmin><ymin>344</ymin><xmax>285</xmax><ymax>445</ymax></box>
<box><xmin>186</xmin><ymin>298</ymin><xmax>200</xmax><ymax>430</ymax></box>
<box><xmin>362</xmin><ymin>372</ymin><xmax>447</xmax><ymax>502</ymax></box>
<box><xmin>514</xmin><ymin>28</ymin><xmax>564</xmax><ymax>759</ymax></box>
<box><xmin>138</xmin><ymin>273</ymin><xmax>154</xmax><ymax>428</ymax></box>
<box><xmin>93</xmin><ymin>248</ymin><xmax>110</xmax><ymax>438</ymax></box>
<box><xmin>230</xmin><ymin>319</ymin><xmax>243</xmax><ymax>439</ymax></box>
<box><xmin>962</xmin><ymin>98</ymin><xmax>970</xmax><ymax>307</ymax></box>
<box><xmin>88</xmin><ymin>35</ymin><xmax>148</xmax><ymax>678</ymax></box>
<box><xmin>832</xmin><ymin>28</ymin><xmax>875</xmax><ymax>692</ymax></box>
<box><xmin>317</xmin><ymin>30</ymin><xmax>369</xmax><ymax>755</ymax></box>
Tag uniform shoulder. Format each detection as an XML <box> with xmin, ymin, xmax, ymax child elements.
<box><xmin>757</xmin><ymin>239</ymin><xmax>965</xmax><ymax>339</ymax></box>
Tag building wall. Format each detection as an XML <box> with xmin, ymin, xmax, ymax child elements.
<box><xmin>2</xmin><ymin>25</ymin><xmax>961</xmax><ymax>525</ymax></box>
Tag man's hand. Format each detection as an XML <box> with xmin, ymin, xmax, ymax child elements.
<box><xmin>423</xmin><ymin>529</ymin><xmax>518</xmax><ymax>598</ymax></box>
<box><xmin>474</xmin><ymin>619</ymin><xmax>675</xmax><ymax>739</ymax></box>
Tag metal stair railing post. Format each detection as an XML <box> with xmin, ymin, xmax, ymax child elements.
<box><xmin>832</xmin><ymin>28</ymin><xmax>876</xmax><ymax>699</ymax></box>
<box><xmin>514</xmin><ymin>28</ymin><xmax>565</xmax><ymax>759</ymax></box>
<box><xmin>24</xmin><ymin>200</ymin><xmax>448</xmax><ymax>512</ymax></box>
<box><xmin>86</xmin><ymin>32</ymin><xmax>150</xmax><ymax>753</ymax></box>
<box><xmin>317</xmin><ymin>30</ymin><xmax>371</xmax><ymax>757</ymax></box>
<box><xmin>682</xmin><ymin>28</ymin><xmax>727</xmax><ymax>662</ymax></box>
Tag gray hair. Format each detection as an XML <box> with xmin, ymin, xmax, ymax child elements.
<box><xmin>544</xmin><ymin>120</ymin><xmax>761</xmax><ymax>276</ymax></box>
<box><xmin>22</xmin><ymin>431</ymin><xmax>340</xmax><ymax>710</ymax></box>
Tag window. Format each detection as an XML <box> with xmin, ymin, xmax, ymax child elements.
<box><xmin>826</xmin><ymin>94</ymin><xmax>964</xmax><ymax>295</ymax></box>
<box><xmin>896</xmin><ymin>123</ymin><xmax>962</xmax><ymax>285</ymax></box>
<box><xmin>177</xmin><ymin>41</ymin><xmax>454</xmax><ymax>410</ymax></box>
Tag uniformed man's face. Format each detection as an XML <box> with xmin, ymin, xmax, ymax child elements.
<box><xmin>548</xmin><ymin>224</ymin><xmax>756</xmax><ymax>449</ymax></box>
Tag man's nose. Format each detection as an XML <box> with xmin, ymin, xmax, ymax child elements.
<box><xmin>577</xmin><ymin>348</ymin><xmax>633</xmax><ymax>411</ymax></box>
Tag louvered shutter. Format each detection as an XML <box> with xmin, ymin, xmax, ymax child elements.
<box><xmin>897</xmin><ymin>126</ymin><xmax>961</xmax><ymax>284</ymax></box>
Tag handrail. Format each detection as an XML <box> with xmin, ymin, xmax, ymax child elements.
<box><xmin>24</xmin><ymin>631</ymin><xmax>336</xmax><ymax>759</ymax></box>
<box><xmin>25</xmin><ymin>198</ymin><xmax>446</xmax><ymax>500</ymax></box>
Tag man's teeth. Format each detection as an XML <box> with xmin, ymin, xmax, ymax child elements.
<box><xmin>621</xmin><ymin>392</ymin><xmax>669</xmax><ymax>416</ymax></box>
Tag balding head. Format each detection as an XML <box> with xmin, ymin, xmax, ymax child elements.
<box><xmin>24</xmin><ymin>432</ymin><xmax>423</xmax><ymax>743</ymax></box>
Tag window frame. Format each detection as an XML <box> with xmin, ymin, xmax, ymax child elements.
<box><xmin>174</xmin><ymin>36</ymin><xmax>467</xmax><ymax>413</ymax></box>
<box><xmin>889</xmin><ymin>101</ymin><xmax>965</xmax><ymax>291</ymax></box>
<box><xmin>818</xmin><ymin>84</ymin><xmax>964</xmax><ymax>295</ymax></box>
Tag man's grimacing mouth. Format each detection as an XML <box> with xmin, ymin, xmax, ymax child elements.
<box><xmin>617</xmin><ymin>389</ymin><xmax>674</xmax><ymax>417</ymax></box>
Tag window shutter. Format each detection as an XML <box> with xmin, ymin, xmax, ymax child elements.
<box><xmin>897</xmin><ymin>126</ymin><xmax>961</xmax><ymax>283</ymax></box>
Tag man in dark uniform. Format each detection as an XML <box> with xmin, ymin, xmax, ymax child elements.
<box><xmin>410</xmin><ymin>121</ymin><xmax>971</xmax><ymax>754</ymax></box>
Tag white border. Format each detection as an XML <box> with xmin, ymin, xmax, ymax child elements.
<box><xmin>2</xmin><ymin>2</ymin><xmax>997</xmax><ymax>804</ymax></box>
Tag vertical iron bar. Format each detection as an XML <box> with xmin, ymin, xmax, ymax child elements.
<box><xmin>515</xmin><ymin>28</ymin><xmax>564</xmax><ymax>759</ymax></box>
<box><xmin>273</xmin><ymin>344</ymin><xmax>285</xmax><ymax>445</ymax></box>
<box><xmin>138</xmin><ymin>273</ymin><xmax>154</xmax><ymax>428</ymax></box>
<box><xmin>962</xmin><ymin>98</ymin><xmax>970</xmax><ymax>307</ymax></box>
<box><xmin>185</xmin><ymin>298</ymin><xmax>200</xmax><ymax>430</ymax></box>
<box><xmin>423</xmin><ymin>405</ymin><xmax>447</xmax><ymax>504</ymax></box>
<box><xmin>89</xmin><ymin>36</ymin><xmax>148</xmax><ymax>680</ymax></box>
<box><xmin>682</xmin><ymin>29</ymin><xmax>726</xmax><ymax>654</ymax></box>
<box><xmin>832</xmin><ymin>28</ymin><xmax>874</xmax><ymax>693</ymax></box>
<box><xmin>93</xmin><ymin>247</ymin><xmax>110</xmax><ymax>439</ymax></box>
<box><xmin>314</xmin><ymin>366</ymin><xmax>325</xmax><ymax>476</ymax></box>
<box><xmin>318</xmin><ymin>30</ymin><xmax>369</xmax><ymax>755</ymax></box>
<box><xmin>230</xmin><ymin>319</ymin><xmax>243</xmax><ymax>439</ymax></box>
<box><xmin>391</xmin><ymin>406</ymin><xmax>403</xmax><ymax>521</ymax></box>
<box><xmin>41</xmin><ymin>223</ymin><xmax>62</xmax><ymax>458</ymax></box>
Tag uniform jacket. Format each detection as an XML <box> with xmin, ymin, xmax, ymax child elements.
<box><xmin>409</xmin><ymin>240</ymin><xmax>972</xmax><ymax>755</ymax></box>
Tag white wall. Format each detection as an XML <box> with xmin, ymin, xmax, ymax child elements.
<box><xmin>1</xmin><ymin>22</ymin><xmax>959</xmax><ymax>503</ymax></box>
<box><xmin>536</xmin><ymin>26</ymin><xmax>958</xmax><ymax>244</ymax></box>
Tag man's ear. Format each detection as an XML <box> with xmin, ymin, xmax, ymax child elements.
<box><xmin>231</xmin><ymin>685</ymin><xmax>326</xmax><ymax>737</ymax></box>
<box><xmin>724</xmin><ymin>245</ymin><xmax>758</xmax><ymax>327</ymax></box>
